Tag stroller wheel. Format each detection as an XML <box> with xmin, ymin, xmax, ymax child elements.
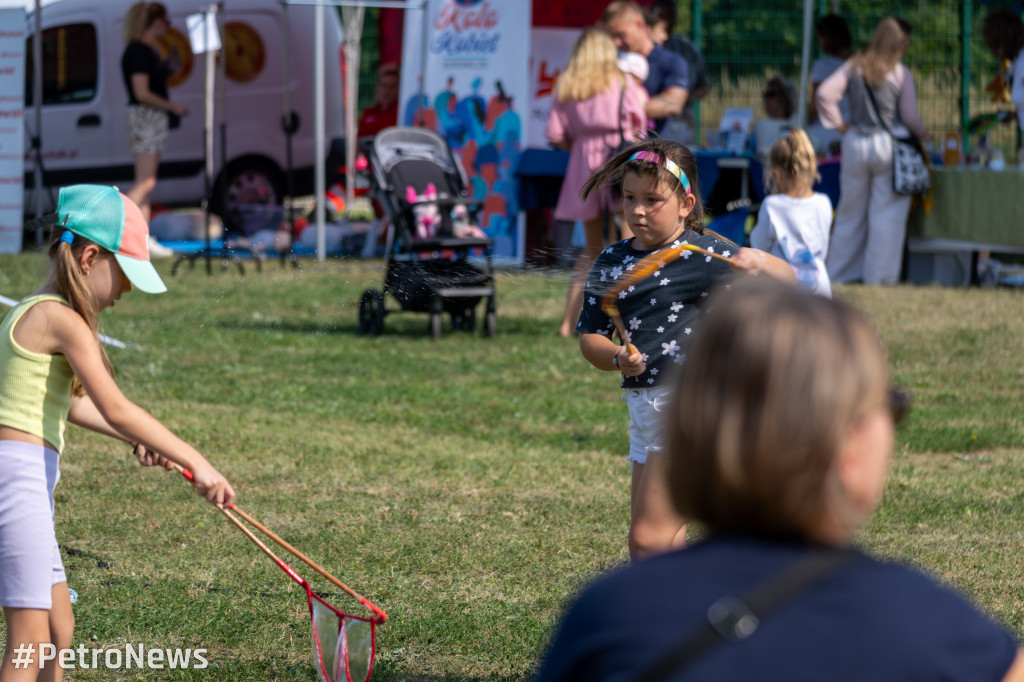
<box><xmin>429</xmin><ymin>311</ymin><xmax>443</xmax><ymax>340</ymax></box>
<box><xmin>484</xmin><ymin>310</ymin><xmax>496</xmax><ymax>338</ymax></box>
<box><xmin>358</xmin><ymin>289</ymin><xmax>385</xmax><ymax>336</ymax></box>
<box><xmin>462</xmin><ymin>306</ymin><xmax>477</xmax><ymax>332</ymax></box>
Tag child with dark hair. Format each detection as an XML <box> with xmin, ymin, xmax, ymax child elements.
<box><xmin>576</xmin><ymin>138</ymin><xmax>794</xmax><ymax>560</ymax></box>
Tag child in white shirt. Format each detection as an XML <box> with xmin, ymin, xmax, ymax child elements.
<box><xmin>750</xmin><ymin>129</ymin><xmax>834</xmax><ymax>297</ymax></box>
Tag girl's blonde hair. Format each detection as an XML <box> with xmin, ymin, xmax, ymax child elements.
<box><xmin>581</xmin><ymin>137</ymin><xmax>707</xmax><ymax>236</ymax></box>
<box><xmin>667</xmin><ymin>278</ymin><xmax>890</xmax><ymax>542</ymax></box>
<box><xmin>766</xmin><ymin>129</ymin><xmax>820</xmax><ymax>193</ymax></box>
<box><xmin>850</xmin><ymin>17</ymin><xmax>908</xmax><ymax>89</ymax></box>
<box><xmin>555</xmin><ymin>28</ymin><xmax>625</xmax><ymax>103</ymax></box>
<box><xmin>123</xmin><ymin>2</ymin><xmax>168</xmax><ymax>44</ymax></box>
<box><xmin>47</xmin><ymin>229</ymin><xmax>115</xmax><ymax>396</ymax></box>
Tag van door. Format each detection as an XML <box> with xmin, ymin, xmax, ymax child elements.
<box><xmin>25</xmin><ymin>8</ymin><xmax>120</xmax><ymax>201</ymax></box>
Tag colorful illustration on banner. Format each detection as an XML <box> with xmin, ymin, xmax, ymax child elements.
<box><xmin>400</xmin><ymin>0</ymin><xmax>529</xmax><ymax>260</ymax></box>
<box><xmin>223</xmin><ymin>22</ymin><xmax>266</xmax><ymax>83</ymax></box>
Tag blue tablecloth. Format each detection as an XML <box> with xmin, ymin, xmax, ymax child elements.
<box><xmin>515</xmin><ymin>148</ymin><xmax>841</xmax><ymax>211</ymax></box>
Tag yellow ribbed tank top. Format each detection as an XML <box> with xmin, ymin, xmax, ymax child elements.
<box><xmin>0</xmin><ymin>295</ymin><xmax>74</xmax><ymax>453</ymax></box>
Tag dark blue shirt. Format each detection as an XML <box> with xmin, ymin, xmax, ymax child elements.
<box><xmin>535</xmin><ymin>536</ymin><xmax>1018</xmax><ymax>682</ymax></box>
<box><xmin>644</xmin><ymin>44</ymin><xmax>690</xmax><ymax>134</ymax></box>
<box><xmin>577</xmin><ymin>231</ymin><xmax>735</xmax><ymax>389</ymax></box>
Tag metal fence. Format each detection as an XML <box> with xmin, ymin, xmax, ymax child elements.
<box><xmin>672</xmin><ymin>0</ymin><xmax>1018</xmax><ymax>157</ymax></box>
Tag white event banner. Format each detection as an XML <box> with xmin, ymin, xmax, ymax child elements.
<box><xmin>399</xmin><ymin>0</ymin><xmax>531</xmax><ymax>264</ymax></box>
<box><xmin>0</xmin><ymin>8</ymin><xmax>24</xmax><ymax>254</ymax></box>
<box><xmin>525</xmin><ymin>28</ymin><xmax>579</xmax><ymax>150</ymax></box>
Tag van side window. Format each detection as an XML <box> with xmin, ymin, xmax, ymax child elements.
<box><xmin>25</xmin><ymin>23</ymin><xmax>98</xmax><ymax>106</ymax></box>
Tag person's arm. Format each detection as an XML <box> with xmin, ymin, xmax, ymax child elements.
<box><xmin>896</xmin><ymin>64</ymin><xmax>929</xmax><ymax>141</ymax></box>
<box><xmin>546</xmin><ymin>97</ymin><xmax>571</xmax><ymax>151</ymax></box>
<box><xmin>69</xmin><ymin>394</ymin><xmax>172</xmax><ymax>468</ymax></box>
<box><xmin>807</xmin><ymin>81</ymin><xmax>823</xmax><ymax>122</ymax></box>
<box><xmin>580</xmin><ymin>332</ymin><xmax>645</xmax><ymax>376</ymax></box>
<box><xmin>130</xmin><ymin>73</ymin><xmax>187</xmax><ymax>117</ymax></box>
<box><xmin>688</xmin><ymin>82</ymin><xmax>711</xmax><ymax>104</ymax></box>
<box><xmin>53</xmin><ymin>307</ymin><xmax>233</xmax><ymax>504</ymax></box>
<box><xmin>816</xmin><ymin>62</ymin><xmax>851</xmax><ymax>132</ymax></box>
<box><xmin>748</xmin><ymin>203</ymin><xmax>771</xmax><ymax>252</ymax></box>
<box><xmin>646</xmin><ymin>85</ymin><xmax>688</xmax><ymax>120</ymax></box>
<box><xmin>69</xmin><ymin>393</ymin><xmax>130</xmax><ymax>441</ymax></box>
<box><xmin>731</xmin><ymin>247</ymin><xmax>798</xmax><ymax>282</ymax></box>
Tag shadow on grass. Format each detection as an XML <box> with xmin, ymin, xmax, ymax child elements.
<box><xmin>218</xmin><ymin>310</ymin><xmax>554</xmax><ymax>340</ymax></box>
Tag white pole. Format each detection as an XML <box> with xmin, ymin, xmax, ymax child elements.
<box><xmin>33</xmin><ymin>0</ymin><xmax>42</xmax><ymax>221</ymax></box>
<box><xmin>314</xmin><ymin>0</ymin><xmax>326</xmax><ymax>261</ymax></box>
<box><xmin>797</xmin><ymin>0</ymin><xmax>813</xmax><ymax>129</ymax></box>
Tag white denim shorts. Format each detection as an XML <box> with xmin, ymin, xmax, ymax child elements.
<box><xmin>126</xmin><ymin>104</ymin><xmax>169</xmax><ymax>155</ymax></box>
<box><xmin>622</xmin><ymin>385</ymin><xmax>673</xmax><ymax>465</ymax></box>
<box><xmin>0</xmin><ymin>440</ymin><xmax>66</xmax><ymax>609</ymax></box>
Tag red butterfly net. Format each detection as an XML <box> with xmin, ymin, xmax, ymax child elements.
<box><xmin>174</xmin><ymin>466</ymin><xmax>388</xmax><ymax>681</ymax></box>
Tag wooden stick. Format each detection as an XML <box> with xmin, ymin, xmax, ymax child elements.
<box><xmin>170</xmin><ymin>463</ymin><xmax>387</xmax><ymax>621</ymax></box>
<box><xmin>680</xmin><ymin>243</ymin><xmax>735</xmax><ymax>264</ymax></box>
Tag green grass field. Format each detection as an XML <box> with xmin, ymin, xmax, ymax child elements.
<box><xmin>1</xmin><ymin>253</ymin><xmax>1023</xmax><ymax>680</ymax></box>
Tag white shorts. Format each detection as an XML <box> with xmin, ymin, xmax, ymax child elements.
<box><xmin>126</xmin><ymin>104</ymin><xmax>169</xmax><ymax>155</ymax></box>
<box><xmin>0</xmin><ymin>440</ymin><xmax>66</xmax><ymax>609</ymax></box>
<box><xmin>623</xmin><ymin>385</ymin><xmax>673</xmax><ymax>465</ymax></box>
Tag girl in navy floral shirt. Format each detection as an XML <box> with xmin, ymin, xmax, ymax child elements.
<box><xmin>577</xmin><ymin>139</ymin><xmax>794</xmax><ymax>560</ymax></box>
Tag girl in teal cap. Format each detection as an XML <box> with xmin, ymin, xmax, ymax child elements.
<box><xmin>0</xmin><ymin>185</ymin><xmax>234</xmax><ymax>681</ymax></box>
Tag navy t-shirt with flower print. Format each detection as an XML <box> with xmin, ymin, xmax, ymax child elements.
<box><xmin>577</xmin><ymin>231</ymin><xmax>736</xmax><ymax>389</ymax></box>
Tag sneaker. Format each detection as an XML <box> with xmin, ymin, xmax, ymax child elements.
<box><xmin>148</xmin><ymin>236</ymin><xmax>174</xmax><ymax>258</ymax></box>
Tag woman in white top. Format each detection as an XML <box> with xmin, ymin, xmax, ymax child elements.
<box><xmin>816</xmin><ymin>17</ymin><xmax>929</xmax><ymax>285</ymax></box>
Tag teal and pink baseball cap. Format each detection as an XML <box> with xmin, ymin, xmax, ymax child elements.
<box><xmin>57</xmin><ymin>184</ymin><xmax>167</xmax><ymax>294</ymax></box>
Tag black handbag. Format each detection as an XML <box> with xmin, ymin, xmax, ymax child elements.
<box><xmin>865</xmin><ymin>84</ymin><xmax>930</xmax><ymax>196</ymax></box>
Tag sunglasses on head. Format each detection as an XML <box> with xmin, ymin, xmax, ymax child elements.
<box><xmin>888</xmin><ymin>387</ymin><xmax>911</xmax><ymax>426</ymax></box>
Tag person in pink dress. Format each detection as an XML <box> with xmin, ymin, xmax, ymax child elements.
<box><xmin>547</xmin><ymin>28</ymin><xmax>647</xmax><ymax>338</ymax></box>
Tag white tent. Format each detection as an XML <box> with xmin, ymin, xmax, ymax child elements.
<box><xmin>284</xmin><ymin>0</ymin><xmax>427</xmax><ymax>261</ymax></box>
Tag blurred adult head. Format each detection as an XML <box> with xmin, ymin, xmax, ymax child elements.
<box><xmin>667</xmin><ymin>278</ymin><xmax>896</xmax><ymax>545</ymax></box>
<box><xmin>646</xmin><ymin>1</ymin><xmax>677</xmax><ymax>45</ymax></box>
<box><xmin>763</xmin><ymin>75</ymin><xmax>797</xmax><ymax>119</ymax></box>
<box><xmin>123</xmin><ymin>2</ymin><xmax>169</xmax><ymax>44</ymax></box>
<box><xmin>983</xmin><ymin>9</ymin><xmax>1024</xmax><ymax>62</ymax></box>
<box><xmin>602</xmin><ymin>1</ymin><xmax>654</xmax><ymax>56</ymax></box>
<box><xmin>816</xmin><ymin>14</ymin><xmax>852</xmax><ymax>59</ymax></box>
<box><xmin>556</xmin><ymin>27</ymin><xmax>625</xmax><ymax>103</ymax></box>
<box><xmin>852</xmin><ymin>17</ymin><xmax>910</xmax><ymax>88</ymax></box>
<box><xmin>376</xmin><ymin>63</ymin><xmax>399</xmax><ymax>110</ymax></box>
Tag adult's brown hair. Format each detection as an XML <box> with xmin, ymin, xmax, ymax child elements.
<box><xmin>667</xmin><ymin>278</ymin><xmax>889</xmax><ymax>542</ymax></box>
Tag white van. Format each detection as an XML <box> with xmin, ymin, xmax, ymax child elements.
<box><xmin>23</xmin><ymin>0</ymin><xmax>345</xmax><ymax>227</ymax></box>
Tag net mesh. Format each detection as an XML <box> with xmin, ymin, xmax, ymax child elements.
<box><xmin>58</xmin><ymin>185</ymin><xmax>124</xmax><ymax>252</ymax></box>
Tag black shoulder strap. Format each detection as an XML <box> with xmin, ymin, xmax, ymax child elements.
<box><xmin>863</xmin><ymin>82</ymin><xmax>894</xmax><ymax>137</ymax></box>
<box><xmin>634</xmin><ymin>548</ymin><xmax>856</xmax><ymax>682</ymax></box>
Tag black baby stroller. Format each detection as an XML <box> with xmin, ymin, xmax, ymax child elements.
<box><xmin>358</xmin><ymin>126</ymin><xmax>496</xmax><ymax>339</ymax></box>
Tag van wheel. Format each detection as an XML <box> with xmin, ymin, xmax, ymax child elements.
<box><xmin>214</xmin><ymin>158</ymin><xmax>285</xmax><ymax>234</ymax></box>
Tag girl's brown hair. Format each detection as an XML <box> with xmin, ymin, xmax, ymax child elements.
<box><xmin>48</xmin><ymin>229</ymin><xmax>115</xmax><ymax>395</ymax></box>
<box><xmin>850</xmin><ymin>17</ymin><xmax>908</xmax><ymax>89</ymax></box>
<box><xmin>766</xmin><ymin>129</ymin><xmax>820</xmax><ymax>193</ymax></box>
<box><xmin>580</xmin><ymin>137</ymin><xmax>706</xmax><ymax>235</ymax></box>
<box><xmin>666</xmin><ymin>278</ymin><xmax>889</xmax><ymax>542</ymax></box>
<box><xmin>555</xmin><ymin>28</ymin><xmax>625</xmax><ymax>103</ymax></box>
<box><xmin>123</xmin><ymin>2</ymin><xmax>168</xmax><ymax>44</ymax></box>
<box><xmin>983</xmin><ymin>9</ymin><xmax>1024</xmax><ymax>62</ymax></box>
